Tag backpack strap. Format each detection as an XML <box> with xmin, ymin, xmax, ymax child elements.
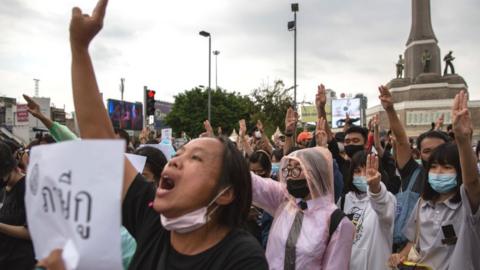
<box><xmin>405</xmin><ymin>166</ymin><xmax>422</xmax><ymax>191</ymax></box>
<box><xmin>328</xmin><ymin>209</ymin><xmax>346</xmax><ymax>242</ymax></box>
<box><xmin>340</xmin><ymin>194</ymin><xmax>346</xmax><ymax>211</ymax></box>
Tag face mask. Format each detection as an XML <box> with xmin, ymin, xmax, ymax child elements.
<box><xmin>345</xmin><ymin>145</ymin><xmax>364</xmax><ymax>159</ymax></box>
<box><xmin>286</xmin><ymin>179</ymin><xmax>310</xmax><ymax>199</ymax></box>
<box><xmin>415</xmin><ymin>159</ymin><xmax>422</xmax><ymax>165</ymax></box>
<box><xmin>254</xmin><ymin>131</ymin><xmax>262</xmax><ymax>139</ymax></box>
<box><xmin>352</xmin><ymin>175</ymin><xmax>368</xmax><ymax>193</ymax></box>
<box><xmin>160</xmin><ymin>186</ymin><xmax>230</xmax><ymax>233</ymax></box>
<box><xmin>271</xmin><ymin>163</ymin><xmax>280</xmax><ymax>175</ymax></box>
<box><xmin>428</xmin><ymin>173</ymin><xmax>457</xmax><ymax>193</ymax></box>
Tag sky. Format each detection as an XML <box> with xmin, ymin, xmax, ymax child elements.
<box><xmin>1</xmin><ymin>0</ymin><xmax>479</xmax><ymax>113</ymax></box>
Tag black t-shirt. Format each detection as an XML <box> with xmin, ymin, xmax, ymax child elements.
<box><xmin>122</xmin><ymin>174</ymin><xmax>268</xmax><ymax>270</ymax></box>
<box><xmin>0</xmin><ymin>177</ymin><xmax>35</xmax><ymax>265</ymax></box>
<box><xmin>397</xmin><ymin>157</ymin><xmax>425</xmax><ymax>194</ymax></box>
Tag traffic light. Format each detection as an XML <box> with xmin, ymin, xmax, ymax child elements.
<box><xmin>146</xmin><ymin>89</ymin><xmax>156</xmax><ymax>116</ymax></box>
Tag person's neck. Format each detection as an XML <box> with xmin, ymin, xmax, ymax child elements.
<box><xmin>170</xmin><ymin>222</ymin><xmax>231</xmax><ymax>256</ymax></box>
<box><xmin>435</xmin><ymin>190</ymin><xmax>456</xmax><ymax>204</ymax></box>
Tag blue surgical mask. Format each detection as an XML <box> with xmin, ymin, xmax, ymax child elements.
<box><xmin>271</xmin><ymin>163</ymin><xmax>280</xmax><ymax>175</ymax></box>
<box><xmin>428</xmin><ymin>173</ymin><xmax>457</xmax><ymax>193</ymax></box>
<box><xmin>353</xmin><ymin>175</ymin><xmax>368</xmax><ymax>193</ymax></box>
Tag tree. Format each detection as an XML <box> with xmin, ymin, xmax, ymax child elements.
<box><xmin>250</xmin><ymin>80</ymin><xmax>293</xmax><ymax>136</ymax></box>
<box><xmin>165</xmin><ymin>87</ymin><xmax>253</xmax><ymax>137</ymax></box>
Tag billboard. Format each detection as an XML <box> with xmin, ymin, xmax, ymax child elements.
<box><xmin>154</xmin><ymin>101</ymin><xmax>173</xmax><ymax>129</ymax></box>
<box><xmin>16</xmin><ymin>104</ymin><xmax>29</xmax><ymax>123</ymax></box>
<box><xmin>331</xmin><ymin>98</ymin><xmax>361</xmax><ymax>128</ymax></box>
<box><xmin>107</xmin><ymin>99</ymin><xmax>143</xmax><ymax>130</ymax></box>
<box><xmin>300</xmin><ymin>102</ymin><xmax>332</xmax><ymax>124</ymax></box>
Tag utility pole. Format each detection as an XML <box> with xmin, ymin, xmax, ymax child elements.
<box><xmin>120</xmin><ymin>78</ymin><xmax>125</xmax><ymax>101</ymax></box>
<box><xmin>34</xmin><ymin>79</ymin><xmax>40</xmax><ymax>97</ymax></box>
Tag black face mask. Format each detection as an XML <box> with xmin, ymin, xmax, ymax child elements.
<box><xmin>286</xmin><ymin>179</ymin><xmax>310</xmax><ymax>199</ymax></box>
<box><xmin>345</xmin><ymin>144</ymin><xmax>364</xmax><ymax>158</ymax></box>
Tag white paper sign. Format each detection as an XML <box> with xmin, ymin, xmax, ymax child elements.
<box><xmin>125</xmin><ymin>153</ymin><xmax>147</xmax><ymax>173</ymax></box>
<box><xmin>25</xmin><ymin>140</ymin><xmax>125</xmax><ymax>270</ymax></box>
<box><xmin>139</xmin><ymin>143</ymin><xmax>175</xmax><ymax>161</ymax></box>
<box><xmin>161</xmin><ymin>128</ymin><xmax>172</xmax><ymax>142</ymax></box>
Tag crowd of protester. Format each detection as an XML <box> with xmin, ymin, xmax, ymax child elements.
<box><xmin>1</xmin><ymin>0</ymin><xmax>479</xmax><ymax>269</ymax></box>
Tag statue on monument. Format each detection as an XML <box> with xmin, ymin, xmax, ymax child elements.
<box><xmin>396</xmin><ymin>54</ymin><xmax>405</xmax><ymax>78</ymax></box>
<box><xmin>421</xmin><ymin>49</ymin><xmax>432</xmax><ymax>73</ymax></box>
<box><xmin>443</xmin><ymin>50</ymin><xmax>455</xmax><ymax>75</ymax></box>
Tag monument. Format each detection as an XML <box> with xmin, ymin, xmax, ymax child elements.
<box><xmin>367</xmin><ymin>0</ymin><xmax>480</xmax><ymax>140</ymax></box>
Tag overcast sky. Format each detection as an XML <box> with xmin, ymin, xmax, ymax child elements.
<box><xmin>1</xmin><ymin>0</ymin><xmax>479</xmax><ymax>112</ymax></box>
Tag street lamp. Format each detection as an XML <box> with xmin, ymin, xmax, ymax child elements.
<box><xmin>213</xmin><ymin>50</ymin><xmax>220</xmax><ymax>89</ymax></box>
<box><xmin>199</xmin><ymin>30</ymin><xmax>212</xmax><ymax>123</ymax></box>
<box><xmin>288</xmin><ymin>3</ymin><xmax>299</xmax><ymax>111</ymax></box>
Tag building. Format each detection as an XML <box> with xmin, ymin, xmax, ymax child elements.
<box><xmin>367</xmin><ymin>0</ymin><xmax>480</xmax><ymax>141</ymax></box>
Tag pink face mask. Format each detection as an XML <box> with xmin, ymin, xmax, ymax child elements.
<box><xmin>160</xmin><ymin>186</ymin><xmax>231</xmax><ymax>234</ymax></box>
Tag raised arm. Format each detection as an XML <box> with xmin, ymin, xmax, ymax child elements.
<box><xmin>372</xmin><ymin>114</ymin><xmax>385</xmax><ymax>157</ymax></box>
<box><xmin>378</xmin><ymin>85</ymin><xmax>411</xmax><ymax>169</ymax></box>
<box><xmin>316</xmin><ymin>84</ymin><xmax>333</xmax><ymax>141</ymax></box>
<box><xmin>23</xmin><ymin>94</ymin><xmax>54</xmax><ymax>129</ymax></box>
<box><xmin>452</xmin><ymin>90</ymin><xmax>480</xmax><ymax>212</ymax></box>
<box><xmin>283</xmin><ymin>107</ymin><xmax>298</xmax><ymax>156</ymax></box>
<box><xmin>237</xmin><ymin>119</ymin><xmax>253</xmax><ymax>156</ymax></box>
<box><xmin>69</xmin><ymin>0</ymin><xmax>136</xmax><ymax>199</ymax></box>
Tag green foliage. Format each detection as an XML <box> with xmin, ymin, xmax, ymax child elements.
<box><xmin>165</xmin><ymin>87</ymin><xmax>253</xmax><ymax>137</ymax></box>
<box><xmin>250</xmin><ymin>80</ymin><xmax>293</xmax><ymax>136</ymax></box>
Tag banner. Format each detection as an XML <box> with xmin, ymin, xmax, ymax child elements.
<box><xmin>25</xmin><ymin>140</ymin><xmax>124</xmax><ymax>270</ymax></box>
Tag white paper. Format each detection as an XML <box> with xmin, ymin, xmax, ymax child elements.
<box><xmin>161</xmin><ymin>128</ymin><xmax>172</xmax><ymax>142</ymax></box>
<box><xmin>125</xmin><ymin>153</ymin><xmax>147</xmax><ymax>173</ymax></box>
<box><xmin>139</xmin><ymin>143</ymin><xmax>175</xmax><ymax>161</ymax></box>
<box><xmin>25</xmin><ymin>140</ymin><xmax>125</xmax><ymax>270</ymax></box>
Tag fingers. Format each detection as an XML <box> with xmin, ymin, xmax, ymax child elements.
<box><xmin>72</xmin><ymin>7</ymin><xmax>82</xmax><ymax>18</ymax></box>
<box><xmin>92</xmin><ymin>0</ymin><xmax>109</xmax><ymax>21</ymax></box>
<box><xmin>453</xmin><ymin>92</ymin><xmax>460</xmax><ymax>111</ymax></box>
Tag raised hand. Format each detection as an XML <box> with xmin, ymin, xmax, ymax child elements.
<box><xmin>284</xmin><ymin>107</ymin><xmax>298</xmax><ymax>135</ymax></box>
<box><xmin>239</xmin><ymin>119</ymin><xmax>247</xmax><ymax>138</ymax></box>
<box><xmin>315</xmin><ymin>117</ymin><xmax>328</xmax><ymax>147</ymax></box>
<box><xmin>203</xmin><ymin>120</ymin><xmax>214</xmax><ymax>137</ymax></box>
<box><xmin>452</xmin><ymin>90</ymin><xmax>472</xmax><ymax>141</ymax></box>
<box><xmin>217</xmin><ymin>126</ymin><xmax>223</xmax><ymax>136</ymax></box>
<box><xmin>23</xmin><ymin>94</ymin><xmax>43</xmax><ymax>119</ymax></box>
<box><xmin>364</xmin><ymin>154</ymin><xmax>381</xmax><ymax>193</ymax></box>
<box><xmin>315</xmin><ymin>84</ymin><xmax>327</xmax><ymax>110</ymax></box>
<box><xmin>378</xmin><ymin>85</ymin><xmax>394</xmax><ymax>111</ymax></box>
<box><xmin>69</xmin><ymin>0</ymin><xmax>108</xmax><ymax>50</ymax></box>
<box><xmin>256</xmin><ymin>120</ymin><xmax>264</xmax><ymax>134</ymax></box>
<box><xmin>434</xmin><ymin>113</ymin><xmax>445</xmax><ymax>130</ymax></box>
<box><xmin>373</xmin><ymin>114</ymin><xmax>380</xmax><ymax>128</ymax></box>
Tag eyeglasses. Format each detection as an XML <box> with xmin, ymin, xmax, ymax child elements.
<box><xmin>281</xmin><ymin>167</ymin><xmax>302</xmax><ymax>178</ymax></box>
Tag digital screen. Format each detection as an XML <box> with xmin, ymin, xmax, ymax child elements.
<box><xmin>331</xmin><ymin>98</ymin><xmax>361</xmax><ymax>128</ymax></box>
<box><xmin>107</xmin><ymin>99</ymin><xmax>143</xmax><ymax>130</ymax></box>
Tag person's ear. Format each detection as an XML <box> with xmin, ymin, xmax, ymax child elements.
<box><xmin>215</xmin><ymin>188</ymin><xmax>235</xmax><ymax>206</ymax></box>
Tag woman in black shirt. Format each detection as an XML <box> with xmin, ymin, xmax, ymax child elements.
<box><xmin>34</xmin><ymin>1</ymin><xmax>269</xmax><ymax>269</ymax></box>
<box><xmin>0</xmin><ymin>141</ymin><xmax>35</xmax><ymax>270</ymax></box>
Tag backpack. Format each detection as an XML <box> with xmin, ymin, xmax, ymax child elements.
<box><xmin>393</xmin><ymin>167</ymin><xmax>421</xmax><ymax>244</ymax></box>
<box><xmin>328</xmin><ymin>208</ymin><xmax>347</xmax><ymax>242</ymax></box>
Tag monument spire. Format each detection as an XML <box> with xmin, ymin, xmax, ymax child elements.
<box><xmin>404</xmin><ymin>0</ymin><xmax>441</xmax><ymax>79</ymax></box>
<box><xmin>406</xmin><ymin>0</ymin><xmax>437</xmax><ymax>45</ymax></box>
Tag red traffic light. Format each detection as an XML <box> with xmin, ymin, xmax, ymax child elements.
<box><xmin>147</xmin><ymin>90</ymin><xmax>156</xmax><ymax>98</ymax></box>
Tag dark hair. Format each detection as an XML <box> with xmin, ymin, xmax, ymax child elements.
<box><xmin>249</xmin><ymin>150</ymin><xmax>272</xmax><ymax>176</ymax></box>
<box><xmin>146</xmin><ymin>139</ymin><xmax>159</xmax><ymax>145</ymax></box>
<box><xmin>215</xmin><ymin>136</ymin><xmax>252</xmax><ymax>228</ymax></box>
<box><xmin>134</xmin><ymin>146</ymin><xmax>168</xmax><ymax>184</ymax></box>
<box><xmin>345</xmin><ymin>150</ymin><xmax>367</xmax><ymax>194</ymax></box>
<box><xmin>335</xmin><ymin>132</ymin><xmax>345</xmax><ymax>143</ymax></box>
<box><xmin>271</xmin><ymin>149</ymin><xmax>284</xmax><ymax>163</ymax></box>
<box><xmin>0</xmin><ymin>141</ymin><xmax>17</xmax><ymax>179</ymax></box>
<box><xmin>422</xmin><ymin>143</ymin><xmax>461</xmax><ymax>203</ymax></box>
<box><xmin>345</xmin><ymin>126</ymin><xmax>368</xmax><ymax>144</ymax></box>
<box><xmin>416</xmin><ymin>130</ymin><xmax>450</xmax><ymax>151</ymax></box>
<box><xmin>114</xmin><ymin>128</ymin><xmax>130</xmax><ymax>146</ymax></box>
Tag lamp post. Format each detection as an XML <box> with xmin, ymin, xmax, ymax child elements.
<box><xmin>213</xmin><ymin>50</ymin><xmax>220</xmax><ymax>89</ymax></box>
<box><xmin>199</xmin><ymin>30</ymin><xmax>212</xmax><ymax>123</ymax></box>
<box><xmin>288</xmin><ymin>3</ymin><xmax>299</xmax><ymax>111</ymax></box>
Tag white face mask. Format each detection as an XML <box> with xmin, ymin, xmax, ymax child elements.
<box><xmin>160</xmin><ymin>186</ymin><xmax>231</xmax><ymax>234</ymax></box>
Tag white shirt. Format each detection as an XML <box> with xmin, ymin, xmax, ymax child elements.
<box><xmin>343</xmin><ymin>182</ymin><xmax>396</xmax><ymax>270</ymax></box>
